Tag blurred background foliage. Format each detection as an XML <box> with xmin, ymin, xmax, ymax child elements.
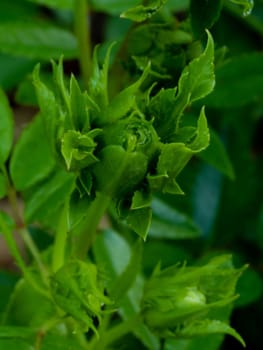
<box><xmin>0</xmin><ymin>0</ymin><xmax>263</xmax><ymax>349</ymax></box>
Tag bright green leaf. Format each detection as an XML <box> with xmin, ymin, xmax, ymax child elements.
<box><xmin>10</xmin><ymin>115</ymin><xmax>56</xmax><ymax>191</ymax></box>
<box><xmin>24</xmin><ymin>168</ymin><xmax>75</xmax><ymax>224</ymax></box>
<box><xmin>172</xmin><ymin>31</ymin><xmax>214</xmax><ymax>131</ymax></box>
<box><xmin>0</xmin><ymin>22</ymin><xmax>78</xmax><ymax>59</ymax></box>
<box><xmin>89</xmin><ymin>43</ymin><xmax>114</xmax><ymax>108</ymax></box>
<box><xmin>0</xmin><ymin>88</ymin><xmax>13</xmax><ymax>165</ymax></box>
<box><xmin>121</xmin><ymin>0</ymin><xmax>167</xmax><ymax>22</ymax></box>
<box><xmin>61</xmin><ymin>130</ymin><xmax>100</xmax><ymax>171</ymax></box>
<box><xmin>0</xmin><ymin>326</ymin><xmax>36</xmax><ymax>340</ymax></box>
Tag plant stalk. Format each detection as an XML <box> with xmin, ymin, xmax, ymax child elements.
<box><xmin>74</xmin><ymin>0</ymin><xmax>92</xmax><ymax>88</ymax></box>
<box><xmin>73</xmin><ymin>191</ymin><xmax>111</xmax><ymax>258</ymax></box>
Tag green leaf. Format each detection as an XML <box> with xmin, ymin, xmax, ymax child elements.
<box><xmin>89</xmin><ymin>43</ymin><xmax>114</xmax><ymax>108</ymax></box>
<box><xmin>10</xmin><ymin>115</ymin><xmax>56</xmax><ymax>191</ymax></box>
<box><xmin>0</xmin><ymin>271</ymin><xmax>19</xmax><ymax>312</ymax></box>
<box><xmin>24</xmin><ymin>168</ymin><xmax>75</xmax><ymax>224</ymax></box>
<box><xmin>0</xmin><ymin>22</ymin><xmax>78</xmax><ymax>59</ymax></box>
<box><xmin>93</xmin><ymin>145</ymin><xmax>148</xmax><ymax>198</ymax></box>
<box><xmin>93</xmin><ymin>229</ymin><xmax>160</xmax><ymax>350</ymax></box>
<box><xmin>127</xmin><ymin>207</ymin><xmax>152</xmax><ymax>240</ymax></box>
<box><xmin>149</xmin><ymin>197</ymin><xmax>202</xmax><ymax>239</ymax></box>
<box><xmin>0</xmin><ymin>88</ymin><xmax>13</xmax><ymax>165</ymax></box>
<box><xmin>26</xmin><ymin>0</ymin><xmax>73</xmax><ymax>10</ymax></box>
<box><xmin>99</xmin><ymin>63</ymin><xmax>150</xmax><ymax>125</ymax></box>
<box><xmin>235</xmin><ymin>268</ymin><xmax>263</xmax><ymax>307</ymax></box>
<box><xmin>69</xmin><ymin>75</ymin><xmax>90</xmax><ymax>130</ymax></box>
<box><xmin>190</xmin><ymin>0</ymin><xmax>222</xmax><ymax>37</ymax></box>
<box><xmin>229</xmin><ymin>0</ymin><xmax>254</xmax><ymax>16</ymax></box>
<box><xmin>0</xmin><ymin>326</ymin><xmax>36</xmax><ymax>340</ymax></box>
<box><xmin>4</xmin><ymin>278</ymin><xmax>55</xmax><ymax>327</ymax></box>
<box><xmin>175</xmin><ymin>319</ymin><xmax>245</xmax><ymax>347</ymax></box>
<box><xmin>41</xmin><ymin>332</ymin><xmax>85</xmax><ymax>350</ymax></box>
<box><xmin>187</xmin><ymin>107</ymin><xmax>210</xmax><ymax>152</ymax></box>
<box><xmin>174</xmin><ymin>31</ymin><xmax>214</xmax><ymax>113</ymax></box>
<box><xmin>61</xmin><ymin>130</ymin><xmax>100</xmax><ymax>171</ymax></box>
<box><xmin>51</xmin><ymin>260</ymin><xmax>111</xmax><ymax>334</ymax></box>
<box><xmin>90</xmin><ymin>0</ymin><xmax>139</xmax><ymax>15</ymax></box>
<box><xmin>33</xmin><ymin>65</ymin><xmax>59</xmax><ymax>152</ymax></box>
<box><xmin>204</xmin><ymin>53</ymin><xmax>263</xmax><ymax>108</ymax></box>
<box><xmin>165</xmin><ymin>336</ymin><xmax>224</xmax><ymax>350</ymax></box>
<box><xmin>0</xmin><ymin>54</ymin><xmax>35</xmax><ymax>90</ymax></box>
<box><xmin>0</xmin><ymin>339</ymin><xmax>32</xmax><ymax>350</ymax></box>
<box><xmin>199</xmin><ymin>129</ymin><xmax>235</xmax><ymax>179</ymax></box>
<box><xmin>121</xmin><ymin>0</ymin><xmax>167</xmax><ymax>22</ymax></box>
<box><xmin>109</xmin><ymin>240</ymin><xmax>143</xmax><ymax>303</ymax></box>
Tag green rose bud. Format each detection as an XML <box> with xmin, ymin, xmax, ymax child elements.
<box><xmin>142</xmin><ymin>255</ymin><xmax>246</xmax><ymax>344</ymax></box>
<box><xmin>50</xmin><ymin>260</ymin><xmax>111</xmax><ymax>334</ymax></box>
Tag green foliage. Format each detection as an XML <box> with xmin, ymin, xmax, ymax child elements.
<box><xmin>0</xmin><ymin>0</ymin><xmax>261</xmax><ymax>349</ymax></box>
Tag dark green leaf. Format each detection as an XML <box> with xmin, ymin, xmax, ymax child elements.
<box><xmin>127</xmin><ymin>207</ymin><xmax>152</xmax><ymax>240</ymax></box>
<box><xmin>0</xmin><ymin>22</ymin><xmax>78</xmax><ymax>59</ymax></box>
<box><xmin>149</xmin><ymin>197</ymin><xmax>202</xmax><ymax>239</ymax></box>
<box><xmin>199</xmin><ymin>129</ymin><xmax>235</xmax><ymax>179</ymax></box>
<box><xmin>26</xmin><ymin>0</ymin><xmax>73</xmax><ymax>10</ymax></box>
<box><xmin>190</xmin><ymin>0</ymin><xmax>222</xmax><ymax>37</ymax></box>
<box><xmin>235</xmin><ymin>268</ymin><xmax>263</xmax><ymax>307</ymax></box>
<box><xmin>10</xmin><ymin>115</ymin><xmax>56</xmax><ymax>191</ymax></box>
<box><xmin>229</xmin><ymin>0</ymin><xmax>254</xmax><ymax>16</ymax></box>
<box><xmin>0</xmin><ymin>54</ymin><xmax>35</xmax><ymax>91</ymax></box>
<box><xmin>121</xmin><ymin>0</ymin><xmax>167</xmax><ymax>22</ymax></box>
<box><xmin>109</xmin><ymin>240</ymin><xmax>143</xmax><ymax>303</ymax></box>
<box><xmin>0</xmin><ymin>271</ymin><xmax>19</xmax><ymax>312</ymax></box>
<box><xmin>90</xmin><ymin>0</ymin><xmax>139</xmax><ymax>15</ymax></box>
<box><xmin>0</xmin><ymin>88</ymin><xmax>13</xmax><ymax>165</ymax></box>
<box><xmin>204</xmin><ymin>53</ymin><xmax>263</xmax><ymax>108</ymax></box>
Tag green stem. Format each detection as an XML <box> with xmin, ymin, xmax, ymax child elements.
<box><xmin>0</xmin><ymin>213</ymin><xmax>47</xmax><ymax>296</ymax></box>
<box><xmin>52</xmin><ymin>199</ymin><xmax>70</xmax><ymax>272</ymax></box>
<box><xmin>20</xmin><ymin>228</ymin><xmax>49</xmax><ymax>285</ymax></box>
<box><xmin>87</xmin><ymin>315</ymin><xmax>141</xmax><ymax>350</ymax></box>
<box><xmin>1</xmin><ymin>164</ymin><xmax>49</xmax><ymax>286</ymax></box>
<box><xmin>74</xmin><ymin>0</ymin><xmax>92</xmax><ymax>88</ymax></box>
<box><xmin>73</xmin><ymin>191</ymin><xmax>111</xmax><ymax>258</ymax></box>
